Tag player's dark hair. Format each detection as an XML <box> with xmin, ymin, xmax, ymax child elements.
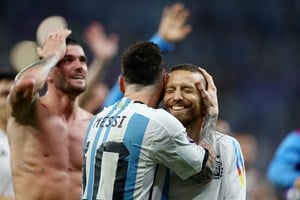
<box><xmin>170</xmin><ymin>63</ymin><xmax>203</xmax><ymax>73</ymax></box>
<box><xmin>66</xmin><ymin>37</ymin><xmax>82</xmax><ymax>46</ymax></box>
<box><xmin>121</xmin><ymin>41</ymin><xmax>165</xmax><ymax>85</ymax></box>
<box><xmin>169</xmin><ymin>63</ymin><xmax>208</xmax><ymax>90</ymax></box>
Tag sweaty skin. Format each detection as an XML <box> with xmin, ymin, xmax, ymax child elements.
<box><xmin>6</xmin><ymin>30</ymin><xmax>93</xmax><ymax>200</ymax></box>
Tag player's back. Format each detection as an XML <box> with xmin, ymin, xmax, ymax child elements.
<box><xmin>82</xmin><ymin>97</ymin><xmax>176</xmax><ymax>200</ymax></box>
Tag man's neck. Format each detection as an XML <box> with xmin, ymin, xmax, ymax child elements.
<box><xmin>124</xmin><ymin>85</ymin><xmax>161</xmax><ymax>108</ymax></box>
<box><xmin>43</xmin><ymin>89</ymin><xmax>79</xmax><ymax>119</ymax></box>
<box><xmin>186</xmin><ymin>118</ymin><xmax>204</xmax><ymax>143</ymax></box>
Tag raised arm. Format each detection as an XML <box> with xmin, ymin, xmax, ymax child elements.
<box><xmin>193</xmin><ymin>67</ymin><xmax>218</xmax><ymax>184</ymax></box>
<box><xmin>79</xmin><ymin>21</ymin><xmax>118</xmax><ymax>110</ymax></box>
<box><xmin>7</xmin><ymin>29</ymin><xmax>71</xmax><ymax>121</ymax></box>
<box><xmin>150</xmin><ymin>2</ymin><xmax>192</xmax><ymax>51</ymax></box>
<box><xmin>104</xmin><ymin>2</ymin><xmax>192</xmax><ymax>108</ymax></box>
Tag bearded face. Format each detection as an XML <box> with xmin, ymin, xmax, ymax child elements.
<box><xmin>163</xmin><ymin>70</ymin><xmax>205</xmax><ymax>126</ymax></box>
<box><xmin>50</xmin><ymin>45</ymin><xmax>88</xmax><ymax>96</ymax></box>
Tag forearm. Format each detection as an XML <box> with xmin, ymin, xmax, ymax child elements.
<box><xmin>193</xmin><ymin>113</ymin><xmax>218</xmax><ymax>184</ymax></box>
<box><xmin>15</xmin><ymin>54</ymin><xmax>59</xmax><ymax>93</ymax></box>
<box><xmin>200</xmin><ymin>113</ymin><xmax>217</xmax><ymax>165</ymax></box>
<box><xmin>150</xmin><ymin>34</ymin><xmax>174</xmax><ymax>52</ymax></box>
<box><xmin>190</xmin><ymin>148</ymin><xmax>213</xmax><ymax>184</ymax></box>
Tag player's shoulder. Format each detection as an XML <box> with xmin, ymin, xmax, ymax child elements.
<box><xmin>143</xmin><ymin>107</ymin><xmax>185</xmax><ymax>132</ymax></box>
<box><xmin>78</xmin><ymin>106</ymin><xmax>93</xmax><ymax>119</ymax></box>
<box><xmin>215</xmin><ymin>131</ymin><xmax>241</xmax><ymax>149</ymax></box>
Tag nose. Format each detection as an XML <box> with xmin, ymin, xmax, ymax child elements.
<box><xmin>173</xmin><ymin>89</ymin><xmax>183</xmax><ymax>102</ymax></box>
<box><xmin>74</xmin><ymin>59</ymin><xmax>87</xmax><ymax>71</ymax></box>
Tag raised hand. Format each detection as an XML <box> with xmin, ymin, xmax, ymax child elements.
<box><xmin>37</xmin><ymin>29</ymin><xmax>71</xmax><ymax>60</ymax></box>
<box><xmin>84</xmin><ymin>21</ymin><xmax>119</xmax><ymax>61</ymax></box>
<box><xmin>157</xmin><ymin>3</ymin><xmax>192</xmax><ymax>42</ymax></box>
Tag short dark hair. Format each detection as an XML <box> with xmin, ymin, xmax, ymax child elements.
<box><xmin>169</xmin><ymin>63</ymin><xmax>207</xmax><ymax>89</ymax></box>
<box><xmin>170</xmin><ymin>63</ymin><xmax>202</xmax><ymax>73</ymax></box>
<box><xmin>66</xmin><ymin>37</ymin><xmax>82</xmax><ymax>46</ymax></box>
<box><xmin>121</xmin><ymin>41</ymin><xmax>165</xmax><ymax>85</ymax></box>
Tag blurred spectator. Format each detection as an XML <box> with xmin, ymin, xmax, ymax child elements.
<box><xmin>267</xmin><ymin>129</ymin><xmax>300</xmax><ymax>199</ymax></box>
<box><xmin>79</xmin><ymin>21</ymin><xmax>118</xmax><ymax>114</ymax></box>
<box><xmin>216</xmin><ymin>118</ymin><xmax>232</xmax><ymax>135</ymax></box>
<box><xmin>235</xmin><ymin>132</ymin><xmax>277</xmax><ymax>200</ymax></box>
<box><xmin>0</xmin><ymin>68</ymin><xmax>16</xmax><ymax>200</ymax></box>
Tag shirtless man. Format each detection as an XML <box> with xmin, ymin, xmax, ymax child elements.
<box><xmin>6</xmin><ymin>29</ymin><xmax>93</xmax><ymax>200</ymax></box>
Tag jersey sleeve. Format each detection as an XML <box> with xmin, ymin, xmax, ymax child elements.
<box><xmin>221</xmin><ymin>136</ymin><xmax>246</xmax><ymax>199</ymax></box>
<box><xmin>149</xmin><ymin>33</ymin><xmax>175</xmax><ymax>52</ymax></box>
<box><xmin>149</xmin><ymin>111</ymin><xmax>206</xmax><ymax>180</ymax></box>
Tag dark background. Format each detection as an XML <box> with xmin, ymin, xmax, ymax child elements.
<box><xmin>1</xmin><ymin>0</ymin><xmax>300</xmax><ymax>172</ymax></box>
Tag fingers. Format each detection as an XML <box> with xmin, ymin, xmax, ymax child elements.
<box><xmin>196</xmin><ymin>67</ymin><xmax>218</xmax><ymax>116</ymax></box>
<box><xmin>198</xmin><ymin>67</ymin><xmax>216</xmax><ymax>92</ymax></box>
<box><xmin>39</xmin><ymin>29</ymin><xmax>71</xmax><ymax>59</ymax></box>
<box><xmin>168</xmin><ymin>3</ymin><xmax>186</xmax><ymax>20</ymax></box>
<box><xmin>173</xmin><ymin>3</ymin><xmax>190</xmax><ymax>25</ymax></box>
<box><xmin>46</xmin><ymin>29</ymin><xmax>71</xmax><ymax>41</ymax></box>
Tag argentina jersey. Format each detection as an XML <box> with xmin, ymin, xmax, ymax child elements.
<box><xmin>82</xmin><ymin>97</ymin><xmax>206</xmax><ymax>200</ymax></box>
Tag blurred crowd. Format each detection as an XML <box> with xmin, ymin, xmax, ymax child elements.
<box><xmin>1</xmin><ymin>0</ymin><xmax>300</xmax><ymax>173</ymax></box>
<box><xmin>1</xmin><ymin>1</ymin><xmax>300</xmax><ymax>199</ymax></box>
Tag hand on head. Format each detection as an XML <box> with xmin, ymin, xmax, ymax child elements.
<box><xmin>37</xmin><ymin>29</ymin><xmax>72</xmax><ymax>60</ymax></box>
<box><xmin>196</xmin><ymin>67</ymin><xmax>218</xmax><ymax>118</ymax></box>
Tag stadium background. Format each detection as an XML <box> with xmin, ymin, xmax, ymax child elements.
<box><xmin>1</xmin><ymin>0</ymin><xmax>300</xmax><ymax>172</ymax></box>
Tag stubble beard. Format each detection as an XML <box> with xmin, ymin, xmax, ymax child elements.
<box><xmin>58</xmin><ymin>80</ymin><xmax>87</xmax><ymax>96</ymax></box>
<box><xmin>172</xmin><ymin>111</ymin><xmax>194</xmax><ymax>126</ymax></box>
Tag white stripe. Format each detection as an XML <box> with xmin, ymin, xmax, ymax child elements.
<box><xmin>97</xmin><ymin>151</ymin><xmax>119</xmax><ymax>200</ymax></box>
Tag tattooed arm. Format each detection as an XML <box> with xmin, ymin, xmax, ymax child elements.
<box><xmin>192</xmin><ymin>67</ymin><xmax>218</xmax><ymax>184</ymax></box>
<box><xmin>8</xmin><ymin>30</ymin><xmax>71</xmax><ymax>122</ymax></box>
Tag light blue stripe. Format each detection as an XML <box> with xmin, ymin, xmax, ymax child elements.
<box><xmin>103</xmin><ymin>98</ymin><xmax>131</xmax><ymax>142</ymax></box>
<box><xmin>232</xmin><ymin>139</ymin><xmax>244</xmax><ymax>171</ymax></box>
<box><xmin>83</xmin><ymin>116</ymin><xmax>97</xmax><ymax>152</ymax></box>
<box><xmin>123</xmin><ymin>113</ymin><xmax>150</xmax><ymax>200</ymax></box>
<box><xmin>101</xmin><ymin>98</ymin><xmax>132</xmax><ymax>143</ymax></box>
<box><xmin>86</xmin><ymin>98</ymin><xmax>131</xmax><ymax>199</ymax></box>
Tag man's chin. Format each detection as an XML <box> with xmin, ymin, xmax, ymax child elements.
<box><xmin>168</xmin><ymin>111</ymin><xmax>191</xmax><ymax>125</ymax></box>
<box><xmin>171</xmin><ymin>112</ymin><xmax>185</xmax><ymax>122</ymax></box>
<box><xmin>67</xmin><ymin>86</ymin><xmax>86</xmax><ymax>96</ymax></box>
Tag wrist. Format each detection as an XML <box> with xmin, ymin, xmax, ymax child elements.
<box><xmin>149</xmin><ymin>33</ymin><xmax>175</xmax><ymax>52</ymax></box>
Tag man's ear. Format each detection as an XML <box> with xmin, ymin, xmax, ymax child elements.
<box><xmin>163</xmin><ymin>72</ymin><xmax>169</xmax><ymax>87</ymax></box>
<box><xmin>119</xmin><ymin>75</ymin><xmax>125</xmax><ymax>94</ymax></box>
